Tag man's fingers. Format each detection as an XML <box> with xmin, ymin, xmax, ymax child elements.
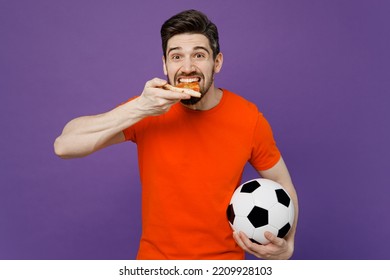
<box><xmin>233</xmin><ymin>231</ymin><xmax>246</xmax><ymax>249</ymax></box>
<box><xmin>239</xmin><ymin>232</ymin><xmax>265</xmax><ymax>252</ymax></box>
<box><xmin>264</xmin><ymin>231</ymin><xmax>284</xmax><ymax>247</ymax></box>
<box><xmin>145</xmin><ymin>77</ymin><xmax>168</xmax><ymax>88</ymax></box>
<box><xmin>234</xmin><ymin>231</ymin><xmax>267</xmax><ymax>258</ymax></box>
<box><xmin>156</xmin><ymin>89</ymin><xmax>191</xmax><ymax>101</ymax></box>
<box><xmin>144</xmin><ymin>78</ymin><xmax>190</xmax><ymax>100</ymax></box>
<box><xmin>233</xmin><ymin>231</ymin><xmax>291</xmax><ymax>260</ymax></box>
<box><xmin>164</xmin><ymin>89</ymin><xmax>191</xmax><ymax>100</ymax></box>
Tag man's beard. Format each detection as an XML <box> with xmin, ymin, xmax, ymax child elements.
<box><xmin>180</xmin><ymin>94</ymin><xmax>203</xmax><ymax>105</ymax></box>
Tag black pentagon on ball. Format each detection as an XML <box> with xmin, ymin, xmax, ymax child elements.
<box><xmin>247</xmin><ymin>206</ymin><xmax>268</xmax><ymax>228</ymax></box>
<box><xmin>226</xmin><ymin>204</ymin><xmax>235</xmax><ymax>224</ymax></box>
<box><xmin>277</xmin><ymin>223</ymin><xmax>291</xmax><ymax>238</ymax></box>
<box><xmin>275</xmin><ymin>189</ymin><xmax>291</xmax><ymax>207</ymax></box>
<box><xmin>240</xmin><ymin>180</ymin><xmax>261</xmax><ymax>193</ymax></box>
<box><xmin>250</xmin><ymin>238</ymin><xmax>261</xmax><ymax>245</ymax></box>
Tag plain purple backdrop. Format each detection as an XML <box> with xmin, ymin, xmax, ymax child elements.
<box><xmin>1</xmin><ymin>0</ymin><xmax>390</xmax><ymax>260</ymax></box>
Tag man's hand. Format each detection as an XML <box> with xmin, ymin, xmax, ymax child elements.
<box><xmin>135</xmin><ymin>78</ymin><xmax>191</xmax><ymax>117</ymax></box>
<box><xmin>233</xmin><ymin>231</ymin><xmax>294</xmax><ymax>260</ymax></box>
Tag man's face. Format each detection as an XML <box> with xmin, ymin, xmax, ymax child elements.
<box><xmin>163</xmin><ymin>33</ymin><xmax>222</xmax><ymax>105</ymax></box>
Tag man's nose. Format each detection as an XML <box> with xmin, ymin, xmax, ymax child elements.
<box><xmin>181</xmin><ymin>57</ymin><xmax>196</xmax><ymax>73</ymax></box>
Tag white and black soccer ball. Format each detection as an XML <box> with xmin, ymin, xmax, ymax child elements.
<box><xmin>227</xmin><ymin>178</ymin><xmax>295</xmax><ymax>245</ymax></box>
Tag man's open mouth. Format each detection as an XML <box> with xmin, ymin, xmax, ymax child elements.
<box><xmin>177</xmin><ymin>77</ymin><xmax>201</xmax><ymax>84</ymax></box>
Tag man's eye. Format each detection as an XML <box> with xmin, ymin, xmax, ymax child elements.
<box><xmin>195</xmin><ymin>53</ymin><xmax>206</xmax><ymax>59</ymax></box>
<box><xmin>171</xmin><ymin>55</ymin><xmax>181</xmax><ymax>60</ymax></box>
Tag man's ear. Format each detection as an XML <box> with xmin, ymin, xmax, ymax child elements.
<box><xmin>214</xmin><ymin>52</ymin><xmax>223</xmax><ymax>74</ymax></box>
<box><xmin>162</xmin><ymin>56</ymin><xmax>168</xmax><ymax>75</ymax></box>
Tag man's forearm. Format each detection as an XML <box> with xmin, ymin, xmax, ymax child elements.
<box><xmin>54</xmin><ymin>98</ymin><xmax>145</xmax><ymax>158</ymax></box>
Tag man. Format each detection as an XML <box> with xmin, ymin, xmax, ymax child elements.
<box><xmin>54</xmin><ymin>9</ymin><xmax>298</xmax><ymax>260</ymax></box>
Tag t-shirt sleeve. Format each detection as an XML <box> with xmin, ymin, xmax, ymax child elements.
<box><xmin>123</xmin><ymin>125</ymin><xmax>135</xmax><ymax>142</ymax></box>
<box><xmin>249</xmin><ymin>113</ymin><xmax>281</xmax><ymax>171</ymax></box>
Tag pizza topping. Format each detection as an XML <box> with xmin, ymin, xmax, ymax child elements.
<box><xmin>162</xmin><ymin>83</ymin><xmax>201</xmax><ymax>98</ymax></box>
<box><xmin>176</xmin><ymin>81</ymin><xmax>200</xmax><ymax>93</ymax></box>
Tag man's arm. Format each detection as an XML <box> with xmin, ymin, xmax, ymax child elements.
<box><xmin>54</xmin><ymin>78</ymin><xmax>191</xmax><ymax>159</ymax></box>
<box><xmin>54</xmin><ymin>104</ymin><xmax>136</xmax><ymax>159</ymax></box>
<box><xmin>233</xmin><ymin>156</ymin><xmax>299</xmax><ymax>259</ymax></box>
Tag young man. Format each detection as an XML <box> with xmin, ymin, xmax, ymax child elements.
<box><xmin>54</xmin><ymin>10</ymin><xmax>298</xmax><ymax>260</ymax></box>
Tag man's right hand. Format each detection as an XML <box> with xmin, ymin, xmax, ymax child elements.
<box><xmin>135</xmin><ymin>78</ymin><xmax>191</xmax><ymax>117</ymax></box>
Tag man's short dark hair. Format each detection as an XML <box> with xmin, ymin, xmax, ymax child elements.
<box><xmin>161</xmin><ymin>9</ymin><xmax>220</xmax><ymax>59</ymax></box>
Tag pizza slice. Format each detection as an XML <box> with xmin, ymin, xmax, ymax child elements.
<box><xmin>162</xmin><ymin>82</ymin><xmax>201</xmax><ymax>98</ymax></box>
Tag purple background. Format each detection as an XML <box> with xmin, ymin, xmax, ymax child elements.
<box><xmin>1</xmin><ymin>0</ymin><xmax>390</xmax><ymax>260</ymax></box>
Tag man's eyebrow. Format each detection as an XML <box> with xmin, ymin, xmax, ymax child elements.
<box><xmin>167</xmin><ymin>47</ymin><xmax>182</xmax><ymax>55</ymax></box>
<box><xmin>167</xmin><ymin>46</ymin><xmax>210</xmax><ymax>55</ymax></box>
<box><xmin>194</xmin><ymin>46</ymin><xmax>210</xmax><ymax>54</ymax></box>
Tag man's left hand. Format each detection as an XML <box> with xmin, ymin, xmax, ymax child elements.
<box><xmin>233</xmin><ymin>231</ymin><xmax>294</xmax><ymax>260</ymax></box>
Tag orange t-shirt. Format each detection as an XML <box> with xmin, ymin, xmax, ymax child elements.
<box><xmin>123</xmin><ymin>89</ymin><xmax>281</xmax><ymax>259</ymax></box>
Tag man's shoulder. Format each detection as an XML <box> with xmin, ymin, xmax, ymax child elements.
<box><xmin>222</xmin><ymin>88</ymin><xmax>259</xmax><ymax>113</ymax></box>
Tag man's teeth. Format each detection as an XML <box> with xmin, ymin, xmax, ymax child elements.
<box><xmin>178</xmin><ymin>78</ymin><xmax>199</xmax><ymax>83</ymax></box>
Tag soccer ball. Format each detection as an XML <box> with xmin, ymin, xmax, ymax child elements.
<box><xmin>227</xmin><ymin>178</ymin><xmax>295</xmax><ymax>245</ymax></box>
